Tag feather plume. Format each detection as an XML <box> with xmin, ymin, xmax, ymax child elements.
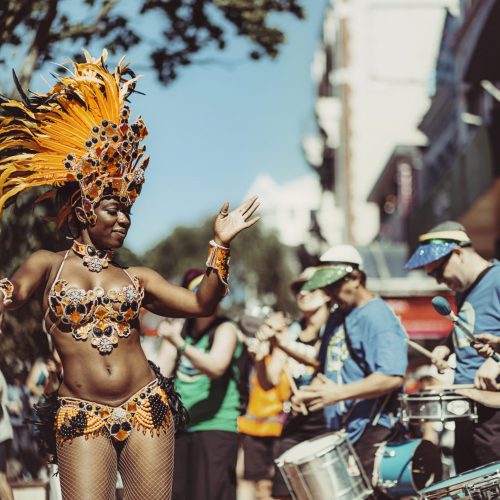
<box><xmin>0</xmin><ymin>50</ymin><xmax>148</xmax><ymax>223</ymax></box>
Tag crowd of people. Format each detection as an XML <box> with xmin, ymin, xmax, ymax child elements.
<box><xmin>0</xmin><ymin>50</ymin><xmax>499</xmax><ymax>500</ymax></box>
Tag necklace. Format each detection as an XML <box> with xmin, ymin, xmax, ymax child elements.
<box><xmin>71</xmin><ymin>241</ymin><xmax>114</xmax><ymax>273</ymax></box>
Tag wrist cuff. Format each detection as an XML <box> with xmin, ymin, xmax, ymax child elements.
<box><xmin>0</xmin><ymin>278</ymin><xmax>14</xmax><ymax>305</ymax></box>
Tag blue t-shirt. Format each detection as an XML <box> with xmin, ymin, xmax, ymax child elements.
<box><xmin>453</xmin><ymin>262</ymin><xmax>500</xmax><ymax>384</ymax></box>
<box><xmin>319</xmin><ymin>297</ymin><xmax>408</xmax><ymax>444</ymax></box>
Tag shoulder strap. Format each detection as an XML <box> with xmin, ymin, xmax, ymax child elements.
<box><xmin>456</xmin><ymin>264</ymin><xmax>495</xmax><ymax>311</ymax></box>
<box><xmin>121</xmin><ymin>267</ymin><xmax>137</xmax><ymax>286</ymax></box>
<box><xmin>43</xmin><ymin>250</ymin><xmax>71</xmax><ymax>335</ymax></box>
<box><xmin>343</xmin><ymin>320</ymin><xmax>370</xmax><ymax>377</ymax></box>
<box><xmin>206</xmin><ymin>316</ymin><xmax>232</xmax><ymax>348</ymax></box>
<box><xmin>442</xmin><ymin>265</ymin><xmax>496</xmax><ymax>351</ymax></box>
<box><xmin>52</xmin><ymin>250</ymin><xmax>71</xmax><ymax>284</ymax></box>
<box><xmin>181</xmin><ymin>316</ymin><xmax>230</xmax><ymax>346</ymax></box>
<box><xmin>342</xmin><ymin>319</ymin><xmax>397</xmax><ymax>427</ymax></box>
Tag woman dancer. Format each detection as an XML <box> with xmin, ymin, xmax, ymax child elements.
<box><xmin>0</xmin><ymin>50</ymin><xmax>259</xmax><ymax>500</ymax></box>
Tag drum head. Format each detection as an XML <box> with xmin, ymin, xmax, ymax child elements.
<box><xmin>412</xmin><ymin>440</ymin><xmax>443</xmax><ymax>490</ymax></box>
<box><xmin>278</xmin><ymin>432</ymin><xmax>344</xmax><ymax>465</ymax></box>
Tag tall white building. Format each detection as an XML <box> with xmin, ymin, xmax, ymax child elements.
<box><xmin>308</xmin><ymin>0</ymin><xmax>458</xmax><ymax>244</ymax></box>
<box><xmin>245</xmin><ymin>173</ymin><xmax>342</xmax><ymax>250</ymax></box>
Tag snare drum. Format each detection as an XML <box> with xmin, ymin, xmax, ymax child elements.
<box><xmin>419</xmin><ymin>461</ymin><xmax>500</xmax><ymax>499</ymax></box>
<box><xmin>399</xmin><ymin>390</ymin><xmax>478</xmax><ymax>423</ymax></box>
<box><xmin>373</xmin><ymin>439</ymin><xmax>442</xmax><ymax>497</ymax></box>
<box><xmin>275</xmin><ymin>431</ymin><xmax>373</xmax><ymax>500</ymax></box>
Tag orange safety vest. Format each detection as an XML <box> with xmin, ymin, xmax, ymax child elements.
<box><xmin>238</xmin><ymin>358</ymin><xmax>291</xmax><ymax>437</ymax></box>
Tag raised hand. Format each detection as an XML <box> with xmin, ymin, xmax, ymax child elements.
<box><xmin>158</xmin><ymin>318</ymin><xmax>184</xmax><ymax>344</ymax></box>
<box><xmin>246</xmin><ymin>337</ymin><xmax>270</xmax><ymax>362</ymax></box>
<box><xmin>213</xmin><ymin>196</ymin><xmax>260</xmax><ymax>245</ymax></box>
<box><xmin>255</xmin><ymin>312</ymin><xmax>289</xmax><ymax>343</ymax></box>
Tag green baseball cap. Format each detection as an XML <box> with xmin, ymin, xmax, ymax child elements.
<box><xmin>302</xmin><ymin>265</ymin><xmax>355</xmax><ymax>292</ymax></box>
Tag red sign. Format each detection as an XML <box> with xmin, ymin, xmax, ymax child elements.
<box><xmin>384</xmin><ymin>295</ymin><xmax>455</xmax><ymax>339</ymax></box>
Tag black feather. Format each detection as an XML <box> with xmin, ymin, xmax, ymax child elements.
<box><xmin>12</xmin><ymin>69</ymin><xmax>30</xmax><ymax>106</ymax></box>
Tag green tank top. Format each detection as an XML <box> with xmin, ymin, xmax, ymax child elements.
<box><xmin>174</xmin><ymin>318</ymin><xmax>242</xmax><ymax>432</ymax></box>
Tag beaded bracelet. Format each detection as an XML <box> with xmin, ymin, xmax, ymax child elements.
<box><xmin>0</xmin><ymin>278</ymin><xmax>14</xmax><ymax>305</ymax></box>
<box><xmin>206</xmin><ymin>239</ymin><xmax>230</xmax><ymax>289</ymax></box>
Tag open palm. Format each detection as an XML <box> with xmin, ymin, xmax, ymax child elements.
<box><xmin>214</xmin><ymin>195</ymin><xmax>260</xmax><ymax>245</ymax></box>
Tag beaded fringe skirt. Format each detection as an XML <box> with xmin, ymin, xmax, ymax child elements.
<box><xmin>33</xmin><ymin>361</ymin><xmax>188</xmax><ymax>463</ymax></box>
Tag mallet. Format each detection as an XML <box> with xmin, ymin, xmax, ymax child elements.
<box><xmin>432</xmin><ymin>296</ymin><xmax>500</xmax><ymax>362</ymax></box>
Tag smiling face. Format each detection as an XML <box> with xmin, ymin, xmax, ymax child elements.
<box><xmin>77</xmin><ymin>197</ymin><xmax>131</xmax><ymax>249</ymax></box>
<box><xmin>296</xmin><ymin>288</ymin><xmax>330</xmax><ymax>314</ymax></box>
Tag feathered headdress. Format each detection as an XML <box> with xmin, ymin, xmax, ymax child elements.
<box><xmin>0</xmin><ymin>49</ymin><xmax>148</xmax><ymax>226</ymax></box>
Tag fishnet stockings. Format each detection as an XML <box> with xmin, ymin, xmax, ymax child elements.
<box><xmin>56</xmin><ymin>433</ymin><xmax>117</xmax><ymax>500</ymax></box>
<box><xmin>119</xmin><ymin>413</ymin><xmax>175</xmax><ymax>500</ymax></box>
<box><xmin>56</xmin><ymin>413</ymin><xmax>175</xmax><ymax>500</ymax></box>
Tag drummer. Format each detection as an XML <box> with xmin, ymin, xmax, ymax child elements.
<box><xmin>405</xmin><ymin>220</ymin><xmax>500</xmax><ymax>472</ymax></box>
<box><xmin>293</xmin><ymin>245</ymin><xmax>408</xmax><ymax>499</ymax></box>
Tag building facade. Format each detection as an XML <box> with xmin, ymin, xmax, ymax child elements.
<box><xmin>406</xmin><ymin>0</ymin><xmax>500</xmax><ymax>258</ymax></box>
<box><xmin>305</xmin><ymin>0</ymin><xmax>453</xmax><ymax>245</ymax></box>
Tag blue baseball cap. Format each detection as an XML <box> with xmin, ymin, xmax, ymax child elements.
<box><xmin>405</xmin><ymin>222</ymin><xmax>471</xmax><ymax>270</ymax></box>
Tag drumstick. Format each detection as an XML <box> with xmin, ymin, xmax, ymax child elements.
<box><xmin>429</xmin><ymin>383</ymin><xmax>475</xmax><ymax>390</ymax></box>
<box><xmin>406</xmin><ymin>339</ymin><xmax>454</xmax><ymax>370</ymax></box>
<box><xmin>283</xmin><ymin>363</ymin><xmax>308</xmax><ymax>416</ymax></box>
<box><xmin>432</xmin><ymin>297</ymin><xmax>500</xmax><ymax>362</ymax></box>
<box><xmin>456</xmin><ymin>388</ymin><xmax>500</xmax><ymax>409</ymax></box>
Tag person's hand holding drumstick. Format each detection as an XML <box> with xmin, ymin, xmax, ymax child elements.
<box><xmin>471</xmin><ymin>333</ymin><xmax>500</xmax><ymax>359</ymax></box>
<box><xmin>430</xmin><ymin>345</ymin><xmax>452</xmax><ymax>373</ymax></box>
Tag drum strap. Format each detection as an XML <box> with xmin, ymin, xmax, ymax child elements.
<box><xmin>343</xmin><ymin>322</ymin><xmax>369</xmax><ymax>377</ymax></box>
<box><xmin>343</xmin><ymin>322</ymin><xmax>397</xmax><ymax>428</ymax></box>
<box><xmin>442</xmin><ymin>265</ymin><xmax>495</xmax><ymax>351</ymax></box>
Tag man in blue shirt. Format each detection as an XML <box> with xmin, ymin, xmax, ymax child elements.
<box><xmin>405</xmin><ymin>220</ymin><xmax>500</xmax><ymax>472</ymax></box>
<box><xmin>294</xmin><ymin>245</ymin><xmax>408</xmax><ymax>498</ymax></box>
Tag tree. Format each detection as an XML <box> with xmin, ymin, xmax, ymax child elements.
<box><xmin>0</xmin><ymin>0</ymin><xmax>305</xmax><ymax>372</ymax></box>
<box><xmin>0</xmin><ymin>0</ymin><xmax>305</xmax><ymax>90</ymax></box>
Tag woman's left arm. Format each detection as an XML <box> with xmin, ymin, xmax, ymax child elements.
<box><xmin>137</xmin><ymin>196</ymin><xmax>260</xmax><ymax>318</ymax></box>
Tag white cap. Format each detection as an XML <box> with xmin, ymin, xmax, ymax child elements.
<box><xmin>320</xmin><ymin>245</ymin><xmax>364</xmax><ymax>268</ymax></box>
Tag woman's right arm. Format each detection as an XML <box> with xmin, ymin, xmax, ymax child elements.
<box><xmin>0</xmin><ymin>251</ymin><xmax>53</xmax><ymax>331</ymax></box>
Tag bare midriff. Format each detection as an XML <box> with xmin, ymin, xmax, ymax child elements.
<box><xmin>52</xmin><ymin>326</ymin><xmax>155</xmax><ymax>406</ymax></box>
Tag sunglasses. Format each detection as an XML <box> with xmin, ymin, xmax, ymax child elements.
<box><xmin>428</xmin><ymin>253</ymin><xmax>452</xmax><ymax>280</ymax></box>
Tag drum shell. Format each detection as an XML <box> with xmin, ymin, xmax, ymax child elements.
<box><xmin>399</xmin><ymin>391</ymin><xmax>477</xmax><ymax>423</ymax></box>
<box><xmin>275</xmin><ymin>432</ymin><xmax>372</xmax><ymax>500</ymax></box>
<box><xmin>374</xmin><ymin>439</ymin><xmax>442</xmax><ymax>497</ymax></box>
<box><xmin>419</xmin><ymin>461</ymin><xmax>500</xmax><ymax>499</ymax></box>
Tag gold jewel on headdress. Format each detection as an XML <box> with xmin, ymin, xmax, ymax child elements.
<box><xmin>0</xmin><ymin>277</ymin><xmax>14</xmax><ymax>305</ymax></box>
<box><xmin>71</xmin><ymin>241</ymin><xmax>114</xmax><ymax>273</ymax></box>
<box><xmin>0</xmin><ymin>49</ymin><xmax>148</xmax><ymax>226</ymax></box>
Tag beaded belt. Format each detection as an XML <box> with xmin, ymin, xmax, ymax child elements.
<box><xmin>55</xmin><ymin>379</ymin><xmax>171</xmax><ymax>444</ymax></box>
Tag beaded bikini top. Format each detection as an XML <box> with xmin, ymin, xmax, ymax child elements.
<box><xmin>44</xmin><ymin>250</ymin><xmax>144</xmax><ymax>354</ymax></box>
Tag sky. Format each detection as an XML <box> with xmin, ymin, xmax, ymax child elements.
<box><xmin>118</xmin><ymin>1</ymin><xmax>328</xmax><ymax>253</ymax></box>
<box><xmin>22</xmin><ymin>1</ymin><xmax>329</xmax><ymax>254</ymax></box>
